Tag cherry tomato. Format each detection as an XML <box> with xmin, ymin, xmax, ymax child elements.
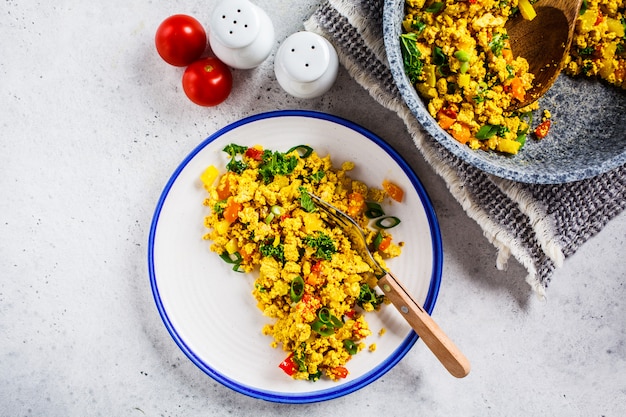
<box><xmin>155</xmin><ymin>15</ymin><xmax>207</xmax><ymax>67</ymax></box>
<box><xmin>182</xmin><ymin>57</ymin><xmax>233</xmax><ymax>106</ymax></box>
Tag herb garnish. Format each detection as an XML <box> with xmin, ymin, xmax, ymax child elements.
<box><xmin>489</xmin><ymin>33</ymin><xmax>509</xmax><ymax>56</ymax></box>
<box><xmin>356</xmin><ymin>284</ymin><xmax>384</xmax><ymax>310</ymax></box>
<box><xmin>304</xmin><ymin>232</ymin><xmax>336</xmax><ymax>261</ymax></box>
<box><xmin>400</xmin><ymin>33</ymin><xmax>424</xmax><ymax>83</ymax></box>
<box><xmin>259</xmin><ymin>149</ymin><xmax>298</xmax><ymax>183</ymax></box>
<box><xmin>299</xmin><ymin>187</ymin><xmax>316</xmax><ymax>212</ymax></box>
<box><xmin>223</xmin><ymin>144</ymin><xmax>248</xmax><ymax>174</ymax></box>
<box><xmin>259</xmin><ymin>240</ymin><xmax>285</xmax><ymax>262</ymax></box>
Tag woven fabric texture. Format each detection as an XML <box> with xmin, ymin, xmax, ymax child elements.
<box><xmin>305</xmin><ymin>0</ymin><xmax>626</xmax><ymax>296</ymax></box>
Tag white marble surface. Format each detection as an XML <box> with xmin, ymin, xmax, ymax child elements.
<box><xmin>1</xmin><ymin>1</ymin><xmax>625</xmax><ymax>416</ymax></box>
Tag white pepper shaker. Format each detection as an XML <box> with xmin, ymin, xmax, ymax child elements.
<box><xmin>274</xmin><ymin>31</ymin><xmax>339</xmax><ymax>99</ymax></box>
<box><xmin>209</xmin><ymin>0</ymin><xmax>274</xmax><ymax>69</ymax></box>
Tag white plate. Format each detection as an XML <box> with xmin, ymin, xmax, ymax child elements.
<box><xmin>148</xmin><ymin>110</ymin><xmax>443</xmax><ymax>403</ymax></box>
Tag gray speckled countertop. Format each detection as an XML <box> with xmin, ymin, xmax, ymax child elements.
<box><xmin>1</xmin><ymin>1</ymin><xmax>625</xmax><ymax>416</ymax></box>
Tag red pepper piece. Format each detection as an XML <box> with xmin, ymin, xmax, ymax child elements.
<box><xmin>534</xmin><ymin>120</ymin><xmax>551</xmax><ymax>139</ymax></box>
<box><xmin>279</xmin><ymin>353</ymin><xmax>298</xmax><ymax>376</ymax></box>
<box><xmin>244</xmin><ymin>147</ymin><xmax>264</xmax><ymax>161</ymax></box>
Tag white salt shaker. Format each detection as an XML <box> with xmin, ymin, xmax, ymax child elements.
<box><xmin>274</xmin><ymin>31</ymin><xmax>339</xmax><ymax>99</ymax></box>
<box><xmin>209</xmin><ymin>0</ymin><xmax>274</xmax><ymax>69</ymax></box>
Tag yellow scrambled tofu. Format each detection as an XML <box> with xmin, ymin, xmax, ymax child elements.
<box><xmin>402</xmin><ymin>0</ymin><xmax>539</xmax><ymax>154</ymax></box>
<box><xmin>565</xmin><ymin>0</ymin><xmax>626</xmax><ymax>88</ymax></box>
<box><xmin>403</xmin><ymin>0</ymin><xmax>626</xmax><ymax>154</ymax></box>
<box><xmin>201</xmin><ymin>144</ymin><xmax>403</xmax><ymax>381</ymax></box>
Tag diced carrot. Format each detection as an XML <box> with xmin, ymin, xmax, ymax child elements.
<box><xmin>451</xmin><ymin>123</ymin><xmax>472</xmax><ymax>145</ymax></box>
<box><xmin>377</xmin><ymin>236</ymin><xmax>392</xmax><ymax>252</ymax></box>
<box><xmin>382</xmin><ymin>180</ymin><xmax>404</xmax><ymax>202</ymax></box>
<box><xmin>437</xmin><ymin>106</ymin><xmax>458</xmax><ymax>130</ymax></box>
<box><xmin>509</xmin><ymin>77</ymin><xmax>525</xmax><ymax>102</ymax></box>
<box><xmin>216</xmin><ymin>174</ymin><xmax>232</xmax><ymax>200</ymax></box>
<box><xmin>437</xmin><ymin>112</ymin><xmax>457</xmax><ymax>130</ymax></box>
<box><xmin>347</xmin><ymin>192</ymin><xmax>365</xmax><ymax>216</ymax></box>
<box><xmin>306</xmin><ymin>272</ymin><xmax>324</xmax><ymax>287</ymax></box>
<box><xmin>223</xmin><ymin>198</ymin><xmax>242</xmax><ymax>223</ymax></box>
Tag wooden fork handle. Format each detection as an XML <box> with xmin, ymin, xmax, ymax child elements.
<box><xmin>378</xmin><ymin>272</ymin><xmax>471</xmax><ymax>378</ymax></box>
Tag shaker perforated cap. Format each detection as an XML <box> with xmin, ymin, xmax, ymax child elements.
<box><xmin>278</xmin><ymin>31</ymin><xmax>331</xmax><ymax>83</ymax></box>
<box><xmin>210</xmin><ymin>0</ymin><xmax>261</xmax><ymax>49</ymax></box>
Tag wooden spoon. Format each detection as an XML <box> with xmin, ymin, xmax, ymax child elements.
<box><xmin>506</xmin><ymin>0</ymin><xmax>583</xmax><ymax>110</ymax></box>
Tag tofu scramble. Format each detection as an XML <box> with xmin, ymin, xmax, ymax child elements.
<box><xmin>401</xmin><ymin>0</ymin><xmax>626</xmax><ymax>155</ymax></box>
<box><xmin>402</xmin><ymin>0</ymin><xmax>539</xmax><ymax>155</ymax></box>
<box><xmin>201</xmin><ymin>144</ymin><xmax>404</xmax><ymax>381</ymax></box>
<box><xmin>565</xmin><ymin>0</ymin><xmax>626</xmax><ymax>88</ymax></box>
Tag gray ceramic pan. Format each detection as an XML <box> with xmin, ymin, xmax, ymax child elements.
<box><xmin>383</xmin><ymin>0</ymin><xmax>626</xmax><ymax>183</ymax></box>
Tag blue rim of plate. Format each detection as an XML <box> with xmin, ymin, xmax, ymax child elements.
<box><xmin>148</xmin><ymin>109</ymin><xmax>443</xmax><ymax>403</ymax></box>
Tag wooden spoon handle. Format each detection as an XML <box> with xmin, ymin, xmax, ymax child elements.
<box><xmin>378</xmin><ymin>272</ymin><xmax>471</xmax><ymax>378</ymax></box>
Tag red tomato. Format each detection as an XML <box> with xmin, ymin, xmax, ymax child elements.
<box><xmin>155</xmin><ymin>15</ymin><xmax>207</xmax><ymax>67</ymax></box>
<box><xmin>182</xmin><ymin>57</ymin><xmax>233</xmax><ymax>106</ymax></box>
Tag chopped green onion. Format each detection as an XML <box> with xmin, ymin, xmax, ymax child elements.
<box><xmin>290</xmin><ymin>276</ymin><xmax>304</xmax><ymax>303</ymax></box>
<box><xmin>373</xmin><ymin>231</ymin><xmax>384</xmax><ymax>250</ymax></box>
<box><xmin>460</xmin><ymin>61</ymin><xmax>470</xmax><ymax>74</ymax></box>
<box><xmin>374</xmin><ymin>216</ymin><xmax>401</xmax><ymax>229</ymax></box>
<box><xmin>343</xmin><ymin>340</ymin><xmax>358</xmax><ymax>355</ymax></box>
<box><xmin>454</xmin><ymin>50</ymin><xmax>470</xmax><ymax>62</ymax></box>
<box><xmin>475</xmin><ymin>124</ymin><xmax>499</xmax><ymax>140</ymax></box>
<box><xmin>318</xmin><ymin>307</ymin><xmax>331</xmax><ymax>323</ymax></box>
<box><xmin>364</xmin><ymin>201</ymin><xmax>385</xmax><ymax>218</ymax></box>
<box><xmin>311</xmin><ymin>320</ymin><xmax>335</xmax><ymax>337</ymax></box>
<box><xmin>311</xmin><ymin>308</ymin><xmax>343</xmax><ymax>336</ymax></box>
<box><xmin>287</xmin><ymin>145</ymin><xmax>313</xmax><ymax>158</ymax></box>
<box><xmin>264</xmin><ymin>213</ymin><xmax>275</xmax><ymax>224</ymax></box>
<box><xmin>219</xmin><ymin>252</ymin><xmax>244</xmax><ymax>272</ymax></box>
<box><xmin>433</xmin><ymin>46</ymin><xmax>447</xmax><ymax>66</ymax></box>
<box><xmin>271</xmin><ymin>205</ymin><xmax>283</xmax><ymax>216</ymax></box>
<box><xmin>425</xmin><ymin>2</ymin><xmax>444</xmax><ymax>13</ymax></box>
<box><xmin>330</xmin><ymin>314</ymin><xmax>343</xmax><ymax>328</ymax></box>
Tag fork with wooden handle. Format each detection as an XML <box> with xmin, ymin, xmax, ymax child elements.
<box><xmin>309</xmin><ymin>193</ymin><xmax>471</xmax><ymax>378</ymax></box>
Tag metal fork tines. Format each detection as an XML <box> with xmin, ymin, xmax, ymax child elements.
<box><xmin>308</xmin><ymin>193</ymin><xmax>386</xmax><ymax>277</ymax></box>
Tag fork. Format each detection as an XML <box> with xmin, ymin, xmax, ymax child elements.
<box><xmin>308</xmin><ymin>193</ymin><xmax>471</xmax><ymax>378</ymax></box>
